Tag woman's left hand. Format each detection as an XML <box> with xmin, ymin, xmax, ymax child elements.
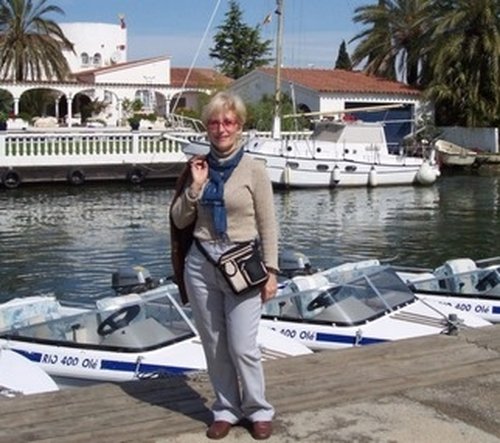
<box><xmin>261</xmin><ymin>273</ymin><xmax>278</xmax><ymax>303</ymax></box>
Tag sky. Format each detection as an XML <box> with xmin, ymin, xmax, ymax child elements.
<box><xmin>55</xmin><ymin>0</ymin><xmax>372</xmax><ymax>69</ymax></box>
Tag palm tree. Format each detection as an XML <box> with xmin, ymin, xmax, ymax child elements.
<box><xmin>425</xmin><ymin>0</ymin><xmax>500</xmax><ymax>126</ymax></box>
<box><xmin>0</xmin><ymin>0</ymin><xmax>73</xmax><ymax>82</ymax></box>
<box><xmin>350</xmin><ymin>0</ymin><xmax>433</xmax><ymax>86</ymax></box>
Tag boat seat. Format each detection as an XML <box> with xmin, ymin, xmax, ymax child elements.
<box><xmin>69</xmin><ymin>314</ymin><xmax>101</xmax><ymax>345</ymax></box>
<box><xmin>28</xmin><ymin>319</ymin><xmax>69</xmax><ymax>341</ymax></box>
<box><xmin>0</xmin><ymin>296</ymin><xmax>61</xmax><ymax>332</ymax></box>
<box><xmin>400</xmin><ymin>272</ymin><xmax>441</xmax><ymax>292</ymax></box>
<box><xmin>289</xmin><ymin>274</ymin><xmax>331</xmax><ymax>318</ymax></box>
<box><xmin>476</xmin><ymin>268</ymin><xmax>500</xmax><ymax>293</ymax></box>
<box><xmin>279</xmin><ymin>300</ymin><xmax>302</xmax><ymax>319</ymax></box>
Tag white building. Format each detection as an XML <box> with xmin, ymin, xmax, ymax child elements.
<box><xmin>59</xmin><ymin>18</ymin><xmax>127</xmax><ymax>72</ymax></box>
<box><xmin>230</xmin><ymin>67</ymin><xmax>427</xmax><ymax>146</ymax></box>
<box><xmin>0</xmin><ymin>17</ymin><xmax>230</xmax><ymax>128</ymax></box>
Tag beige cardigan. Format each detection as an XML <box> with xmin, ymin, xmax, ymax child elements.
<box><xmin>170</xmin><ymin>153</ymin><xmax>279</xmax><ymax>271</ymax></box>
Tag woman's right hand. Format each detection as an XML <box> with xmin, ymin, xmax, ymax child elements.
<box><xmin>189</xmin><ymin>155</ymin><xmax>208</xmax><ymax>192</ymax></box>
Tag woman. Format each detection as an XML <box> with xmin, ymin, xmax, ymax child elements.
<box><xmin>170</xmin><ymin>92</ymin><xmax>278</xmax><ymax>440</ymax></box>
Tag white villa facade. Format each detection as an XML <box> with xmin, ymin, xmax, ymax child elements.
<box><xmin>0</xmin><ymin>18</ymin><xmax>228</xmax><ymax>129</ymax></box>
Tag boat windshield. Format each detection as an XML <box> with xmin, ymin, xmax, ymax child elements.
<box><xmin>0</xmin><ymin>288</ymin><xmax>197</xmax><ymax>351</ymax></box>
<box><xmin>263</xmin><ymin>267</ymin><xmax>415</xmax><ymax>326</ymax></box>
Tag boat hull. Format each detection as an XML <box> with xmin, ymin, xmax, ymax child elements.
<box><xmin>245</xmin><ymin>128</ymin><xmax>440</xmax><ymax>188</ymax></box>
<box><xmin>3</xmin><ymin>336</ymin><xmax>207</xmax><ymax>386</ymax></box>
<box><xmin>437</xmin><ymin>152</ymin><xmax>476</xmax><ymax>167</ymax></box>
<box><xmin>261</xmin><ymin>298</ymin><xmax>488</xmax><ymax>351</ymax></box>
<box><xmin>434</xmin><ymin>139</ymin><xmax>477</xmax><ymax>167</ymax></box>
<box><xmin>248</xmin><ymin>152</ymin><xmax>439</xmax><ymax>188</ymax></box>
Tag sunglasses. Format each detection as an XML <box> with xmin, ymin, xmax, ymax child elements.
<box><xmin>207</xmin><ymin>118</ymin><xmax>239</xmax><ymax>130</ymax></box>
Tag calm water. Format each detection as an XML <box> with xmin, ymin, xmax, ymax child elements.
<box><xmin>1</xmin><ymin>170</ymin><xmax>499</xmax><ymax>303</ymax></box>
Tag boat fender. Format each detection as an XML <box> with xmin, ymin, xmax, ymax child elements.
<box><xmin>415</xmin><ymin>161</ymin><xmax>438</xmax><ymax>185</ymax></box>
<box><xmin>67</xmin><ymin>169</ymin><xmax>85</xmax><ymax>186</ymax></box>
<box><xmin>331</xmin><ymin>164</ymin><xmax>341</xmax><ymax>185</ymax></box>
<box><xmin>368</xmin><ymin>166</ymin><xmax>378</xmax><ymax>187</ymax></box>
<box><xmin>127</xmin><ymin>168</ymin><xmax>145</xmax><ymax>185</ymax></box>
<box><xmin>281</xmin><ymin>165</ymin><xmax>291</xmax><ymax>187</ymax></box>
<box><xmin>2</xmin><ymin>169</ymin><xmax>21</xmax><ymax>189</ymax></box>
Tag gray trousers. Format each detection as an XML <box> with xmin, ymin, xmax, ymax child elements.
<box><xmin>184</xmin><ymin>242</ymin><xmax>275</xmax><ymax>423</ymax></box>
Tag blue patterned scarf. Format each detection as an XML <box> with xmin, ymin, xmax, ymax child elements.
<box><xmin>201</xmin><ymin>147</ymin><xmax>244</xmax><ymax>238</ymax></box>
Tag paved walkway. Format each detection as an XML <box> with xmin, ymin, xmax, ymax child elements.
<box><xmin>1</xmin><ymin>325</ymin><xmax>499</xmax><ymax>442</ymax></box>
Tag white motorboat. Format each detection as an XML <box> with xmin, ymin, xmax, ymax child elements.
<box><xmin>261</xmin><ymin>258</ymin><xmax>490</xmax><ymax>351</ymax></box>
<box><xmin>166</xmin><ymin>121</ymin><xmax>440</xmax><ymax>189</ymax></box>
<box><xmin>397</xmin><ymin>257</ymin><xmax>500</xmax><ymax>324</ymax></box>
<box><xmin>245</xmin><ymin>119</ymin><xmax>440</xmax><ymax>188</ymax></box>
<box><xmin>0</xmin><ymin>348</ymin><xmax>59</xmax><ymax>397</ymax></box>
<box><xmin>434</xmin><ymin>139</ymin><xmax>477</xmax><ymax>167</ymax></box>
<box><xmin>0</xmin><ymin>267</ymin><xmax>311</xmax><ymax>388</ymax></box>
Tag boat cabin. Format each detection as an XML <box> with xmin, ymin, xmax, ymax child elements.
<box><xmin>312</xmin><ymin>121</ymin><xmax>387</xmax><ymax>146</ymax></box>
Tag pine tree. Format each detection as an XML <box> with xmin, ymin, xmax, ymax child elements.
<box><xmin>209</xmin><ymin>0</ymin><xmax>272</xmax><ymax>79</ymax></box>
<box><xmin>334</xmin><ymin>40</ymin><xmax>352</xmax><ymax>70</ymax></box>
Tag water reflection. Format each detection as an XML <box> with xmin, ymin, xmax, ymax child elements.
<box><xmin>0</xmin><ymin>172</ymin><xmax>499</xmax><ymax>303</ymax></box>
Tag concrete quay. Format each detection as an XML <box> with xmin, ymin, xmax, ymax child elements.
<box><xmin>0</xmin><ymin>324</ymin><xmax>499</xmax><ymax>443</ymax></box>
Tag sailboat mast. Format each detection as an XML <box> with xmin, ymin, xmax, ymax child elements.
<box><xmin>272</xmin><ymin>0</ymin><xmax>284</xmax><ymax>139</ymax></box>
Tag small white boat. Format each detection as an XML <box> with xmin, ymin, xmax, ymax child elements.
<box><xmin>434</xmin><ymin>139</ymin><xmax>477</xmax><ymax>167</ymax></box>
<box><xmin>261</xmin><ymin>258</ymin><xmax>490</xmax><ymax>351</ymax></box>
<box><xmin>0</xmin><ymin>348</ymin><xmax>59</xmax><ymax>397</ymax></box>
<box><xmin>397</xmin><ymin>257</ymin><xmax>500</xmax><ymax>324</ymax></box>
<box><xmin>0</xmin><ymin>268</ymin><xmax>311</xmax><ymax>388</ymax></box>
<box><xmin>246</xmin><ymin>120</ymin><xmax>441</xmax><ymax>188</ymax></box>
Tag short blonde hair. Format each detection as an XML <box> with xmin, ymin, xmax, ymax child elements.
<box><xmin>202</xmin><ymin>91</ymin><xmax>247</xmax><ymax>128</ymax></box>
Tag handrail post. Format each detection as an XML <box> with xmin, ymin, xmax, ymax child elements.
<box><xmin>0</xmin><ymin>132</ymin><xmax>5</xmax><ymax>158</ymax></box>
<box><xmin>132</xmin><ymin>132</ymin><xmax>140</xmax><ymax>154</ymax></box>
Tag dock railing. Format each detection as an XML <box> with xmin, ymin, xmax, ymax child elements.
<box><xmin>0</xmin><ymin>129</ymin><xmax>203</xmax><ymax>168</ymax></box>
<box><xmin>0</xmin><ymin>129</ymin><xmax>312</xmax><ymax>168</ymax></box>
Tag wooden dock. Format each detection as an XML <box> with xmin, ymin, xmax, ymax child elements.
<box><xmin>1</xmin><ymin>324</ymin><xmax>500</xmax><ymax>442</ymax></box>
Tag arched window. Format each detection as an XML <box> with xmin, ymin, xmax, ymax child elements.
<box><xmin>81</xmin><ymin>52</ymin><xmax>89</xmax><ymax>67</ymax></box>
<box><xmin>93</xmin><ymin>53</ymin><xmax>102</xmax><ymax>66</ymax></box>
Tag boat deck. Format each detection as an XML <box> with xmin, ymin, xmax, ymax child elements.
<box><xmin>1</xmin><ymin>324</ymin><xmax>500</xmax><ymax>442</ymax></box>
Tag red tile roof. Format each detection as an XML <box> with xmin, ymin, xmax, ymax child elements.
<box><xmin>258</xmin><ymin>67</ymin><xmax>420</xmax><ymax>96</ymax></box>
<box><xmin>170</xmin><ymin>68</ymin><xmax>233</xmax><ymax>88</ymax></box>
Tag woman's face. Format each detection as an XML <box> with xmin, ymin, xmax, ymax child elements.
<box><xmin>206</xmin><ymin>110</ymin><xmax>241</xmax><ymax>154</ymax></box>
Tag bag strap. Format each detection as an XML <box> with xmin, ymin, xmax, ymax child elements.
<box><xmin>194</xmin><ymin>238</ymin><xmax>218</xmax><ymax>266</ymax></box>
<box><xmin>194</xmin><ymin>238</ymin><xmax>257</xmax><ymax>266</ymax></box>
